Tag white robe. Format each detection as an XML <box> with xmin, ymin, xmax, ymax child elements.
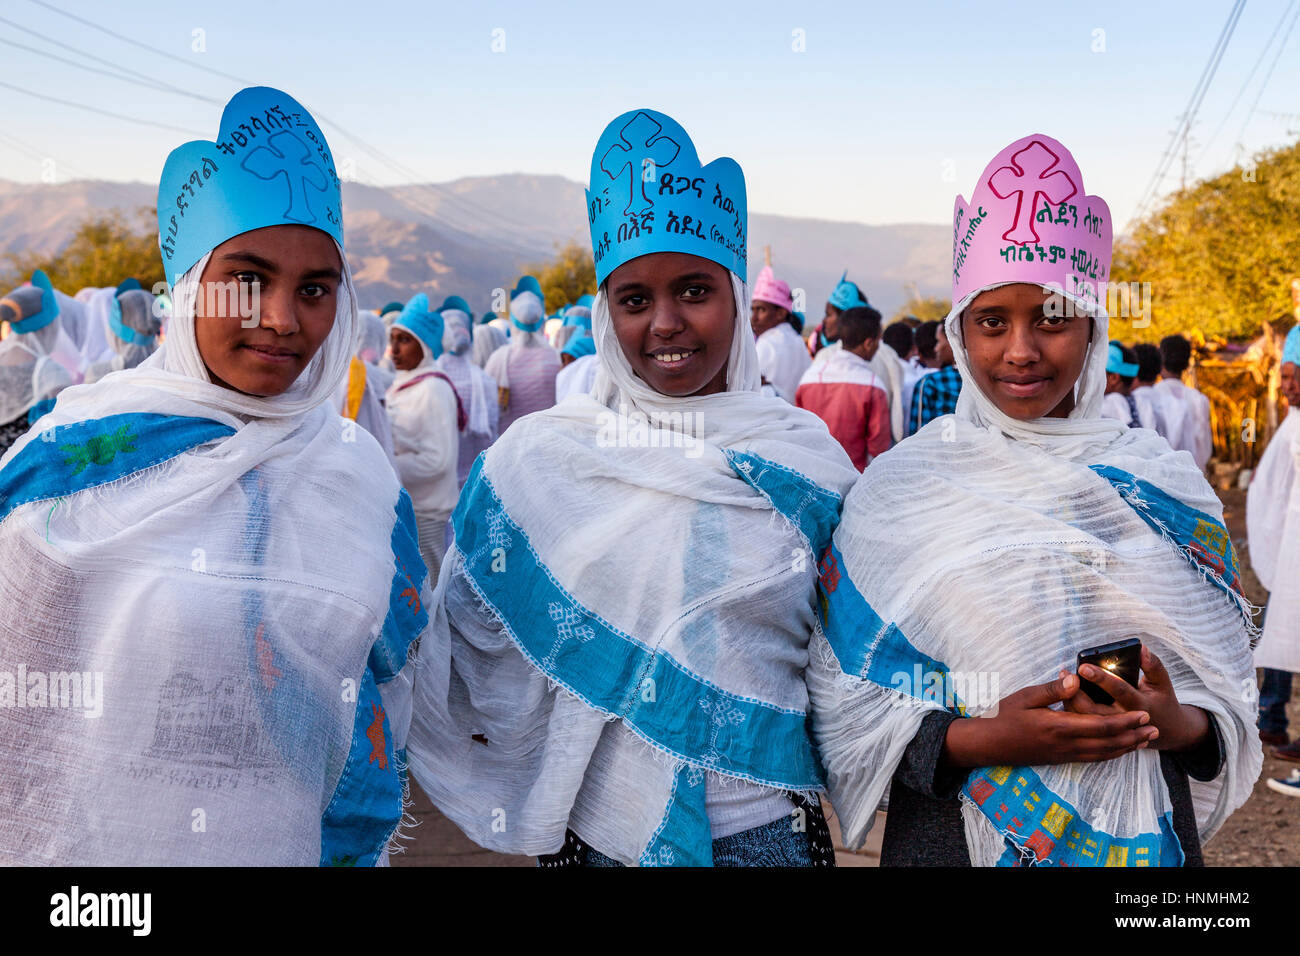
<box><xmin>754</xmin><ymin>323</ymin><xmax>811</xmax><ymax>403</ymax></box>
<box><xmin>1248</xmin><ymin>409</ymin><xmax>1300</xmax><ymax>672</ymax></box>
<box><xmin>1153</xmin><ymin>378</ymin><xmax>1212</xmax><ymax>470</ymax></box>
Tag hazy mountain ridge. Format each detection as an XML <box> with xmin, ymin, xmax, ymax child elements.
<box><xmin>0</xmin><ymin>175</ymin><xmax>949</xmax><ymax>317</ymax></box>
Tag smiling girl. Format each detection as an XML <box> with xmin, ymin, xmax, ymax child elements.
<box><xmin>809</xmin><ymin>134</ymin><xmax>1260</xmax><ymax>867</ymax></box>
<box><xmin>408</xmin><ymin>109</ymin><xmax>858</xmax><ymax>867</ymax></box>
<box><xmin>0</xmin><ymin>88</ymin><xmax>424</xmax><ymax>865</ymax></box>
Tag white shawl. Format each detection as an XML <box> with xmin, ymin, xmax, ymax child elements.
<box><xmin>408</xmin><ymin>274</ymin><xmax>858</xmax><ymax>865</ymax></box>
<box><xmin>0</xmin><ymin>248</ymin><xmax>424</xmax><ymax>865</ymax></box>
<box><xmin>809</xmin><ymin>285</ymin><xmax>1260</xmax><ymax>866</ymax></box>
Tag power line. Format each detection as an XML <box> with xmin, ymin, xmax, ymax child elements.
<box><xmin>1130</xmin><ymin>0</ymin><xmax>1246</xmax><ymax>225</ymax></box>
<box><xmin>0</xmin><ymin>79</ymin><xmax>205</xmax><ymax>135</ymax></box>
<box><xmin>1232</xmin><ymin>1</ymin><xmax>1300</xmax><ymax>148</ymax></box>
<box><xmin>1194</xmin><ymin>0</ymin><xmax>1295</xmax><ymax>171</ymax></box>
<box><xmin>0</xmin><ymin>35</ymin><xmax>219</xmax><ymax>103</ymax></box>
<box><xmin>0</xmin><ymin>13</ymin><xmax>202</xmax><ymax>98</ymax></box>
<box><xmin>0</xmin><ymin>129</ymin><xmax>93</xmax><ymax>179</ymax></box>
<box><xmin>22</xmin><ymin>0</ymin><xmax>551</xmax><ymax>242</ymax></box>
<box><xmin>16</xmin><ymin>0</ymin><xmax>553</xmax><ymax>256</ymax></box>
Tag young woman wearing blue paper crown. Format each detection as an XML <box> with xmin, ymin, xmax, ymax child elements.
<box><xmin>807</xmin><ymin>133</ymin><xmax>1260</xmax><ymax>867</ymax></box>
<box><xmin>407</xmin><ymin>108</ymin><xmax>859</xmax><ymax>866</ymax></box>
<box><xmin>0</xmin><ymin>87</ymin><xmax>425</xmax><ymax>865</ymax></box>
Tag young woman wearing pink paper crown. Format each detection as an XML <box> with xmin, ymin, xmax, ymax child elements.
<box><xmin>807</xmin><ymin>133</ymin><xmax>1261</xmax><ymax>867</ymax></box>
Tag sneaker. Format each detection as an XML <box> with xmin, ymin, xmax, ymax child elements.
<box><xmin>1267</xmin><ymin>770</ymin><xmax>1300</xmax><ymax>797</ymax></box>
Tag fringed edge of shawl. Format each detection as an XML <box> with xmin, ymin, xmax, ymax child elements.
<box><xmin>1108</xmin><ymin>480</ymin><xmax>1262</xmax><ymax>641</ymax></box>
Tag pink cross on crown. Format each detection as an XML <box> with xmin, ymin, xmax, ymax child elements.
<box><xmin>987</xmin><ymin>140</ymin><xmax>1078</xmax><ymax>245</ymax></box>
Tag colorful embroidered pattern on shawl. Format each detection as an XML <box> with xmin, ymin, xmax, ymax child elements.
<box><xmin>1</xmin><ymin>413</ymin><xmax>235</xmax><ymax>522</ymax></box>
<box><xmin>963</xmin><ymin>765</ymin><xmax>1182</xmax><ymax>867</ymax></box>
<box><xmin>1090</xmin><ymin>465</ymin><xmax>1247</xmax><ymax>614</ymax></box>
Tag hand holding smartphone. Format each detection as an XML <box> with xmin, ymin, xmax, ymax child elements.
<box><xmin>1075</xmin><ymin>637</ymin><xmax>1142</xmax><ymax>705</ymax></box>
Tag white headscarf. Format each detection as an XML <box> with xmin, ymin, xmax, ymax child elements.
<box><xmin>120</xmin><ymin>243</ymin><xmax>359</xmax><ymax>421</ymax></box>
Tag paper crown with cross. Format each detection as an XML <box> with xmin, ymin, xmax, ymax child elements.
<box><xmin>157</xmin><ymin>86</ymin><xmax>343</xmax><ymax>287</ymax></box>
<box><xmin>952</xmin><ymin>133</ymin><xmax>1112</xmax><ymax>311</ymax></box>
<box><xmin>585</xmin><ymin>108</ymin><xmax>746</xmax><ymax>288</ymax></box>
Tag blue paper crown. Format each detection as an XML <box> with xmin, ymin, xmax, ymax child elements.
<box><xmin>393</xmin><ymin>293</ymin><xmax>444</xmax><ymax>360</ymax></box>
<box><xmin>157</xmin><ymin>86</ymin><xmax>343</xmax><ymax>286</ymax></box>
<box><xmin>576</xmin><ymin>294</ymin><xmax>595</xmax><ymax>309</ymax></box>
<box><xmin>10</xmin><ymin>269</ymin><xmax>60</xmax><ymax>334</ymax></box>
<box><xmin>585</xmin><ymin>109</ymin><xmax>746</xmax><ymax>288</ymax></box>
<box><xmin>828</xmin><ymin>271</ymin><xmax>868</xmax><ymax>311</ymax></box>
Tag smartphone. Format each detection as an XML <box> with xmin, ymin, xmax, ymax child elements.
<box><xmin>1076</xmin><ymin>638</ymin><xmax>1142</xmax><ymax>705</ymax></box>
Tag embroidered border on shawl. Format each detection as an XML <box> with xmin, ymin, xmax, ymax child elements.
<box><xmin>723</xmin><ymin>449</ymin><xmax>843</xmax><ymax>557</ymax></box>
<box><xmin>370</xmin><ymin>490</ymin><xmax>428</xmax><ymax>682</ymax></box>
<box><xmin>319</xmin><ymin>665</ymin><xmax>403</xmax><ymax>866</ymax></box>
<box><xmin>639</xmin><ymin>764</ymin><xmax>713</xmax><ymax>867</ymax></box>
<box><xmin>964</xmin><ymin>765</ymin><xmax>1184</xmax><ymax>867</ymax></box>
<box><xmin>451</xmin><ymin>454</ymin><xmax>825</xmax><ymax>793</ymax></box>
<box><xmin>0</xmin><ymin>413</ymin><xmax>235</xmax><ymax>524</ymax></box>
<box><xmin>1089</xmin><ymin>465</ymin><xmax>1251</xmax><ymax>623</ymax></box>
<box><xmin>816</xmin><ymin>539</ymin><xmax>969</xmax><ymax>713</ymax></box>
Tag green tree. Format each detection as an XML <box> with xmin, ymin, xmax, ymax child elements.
<box><xmin>1</xmin><ymin>207</ymin><xmax>164</xmax><ymax>294</ymax></box>
<box><xmin>523</xmin><ymin>240</ymin><xmax>597</xmax><ymax>313</ymax></box>
<box><xmin>1112</xmin><ymin>140</ymin><xmax>1300</xmax><ymax>343</ymax></box>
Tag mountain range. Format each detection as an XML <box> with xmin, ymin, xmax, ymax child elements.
<box><xmin>0</xmin><ymin>175</ymin><xmax>950</xmax><ymax>319</ymax></box>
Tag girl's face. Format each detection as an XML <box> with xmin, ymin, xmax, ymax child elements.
<box><xmin>607</xmin><ymin>252</ymin><xmax>734</xmax><ymax>397</ymax></box>
<box><xmin>389</xmin><ymin>327</ymin><xmax>424</xmax><ymax>371</ymax></box>
<box><xmin>194</xmin><ymin>225</ymin><xmax>341</xmax><ymax>397</ymax></box>
<box><xmin>959</xmin><ymin>283</ymin><xmax>1092</xmax><ymax>421</ymax></box>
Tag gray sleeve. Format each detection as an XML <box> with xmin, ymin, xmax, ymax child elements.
<box><xmin>1169</xmin><ymin>710</ymin><xmax>1225</xmax><ymax>783</ymax></box>
<box><xmin>895</xmin><ymin>710</ymin><xmax>969</xmax><ymax>800</ymax></box>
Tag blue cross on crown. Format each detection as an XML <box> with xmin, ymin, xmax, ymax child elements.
<box><xmin>157</xmin><ymin>86</ymin><xmax>343</xmax><ymax>286</ymax></box>
<box><xmin>585</xmin><ymin>108</ymin><xmax>747</xmax><ymax>288</ymax></box>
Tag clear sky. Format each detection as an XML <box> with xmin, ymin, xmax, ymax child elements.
<box><xmin>2</xmin><ymin>0</ymin><xmax>1298</xmax><ymax>232</ymax></box>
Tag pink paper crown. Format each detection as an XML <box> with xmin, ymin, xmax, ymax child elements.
<box><xmin>751</xmin><ymin>265</ymin><xmax>793</xmax><ymax>312</ymax></box>
<box><xmin>951</xmin><ymin>134</ymin><xmax>1112</xmax><ymax>309</ymax></box>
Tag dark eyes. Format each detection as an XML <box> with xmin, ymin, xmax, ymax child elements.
<box><xmin>232</xmin><ymin>271</ymin><xmax>331</xmax><ymax>300</ymax></box>
<box><xmin>973</xmin><ymin>313</ymin><xmax>1068</xmax><ymax>330</ymax></box>
<box><xmin>619</xmin><ymin>285</ymin><xmax>709</xmax><ymax>309</ymax></box>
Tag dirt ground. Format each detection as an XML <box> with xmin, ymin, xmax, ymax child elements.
<box><xmin>1202</xmin><ymin>488</ymin><xmax>1298</xmax><ymax>866</ymax></box>
<box><xmin>396</xmin><ymin>487</ymin><xmax>1293</xmax><ymax>867</ymax></box>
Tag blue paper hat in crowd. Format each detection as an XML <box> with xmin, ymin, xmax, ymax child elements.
<box><xmin>438</xmin><ymin>295</ymin><xmax>474</xmax><ymax>321</ymax></box>
<box><xmin>562</xmin><ymin>334</ymin><xmax>596</xmax><ymax>361</ymax></box>
<box><xmin>828</xmin><ymin>271</ymin><xmax>869</xmax><ymax>312</ymax></box>
<box><xmin>511</xmin><ymin>275</ymin><xmax>543</xmax><ymax>301</ymax></box>
<box><xmin>576</xmin><ymin>294</ymin><xmax>595</xmax><ymax>310</ymax></box>
<box><xmin>563</xmin><ymin>304</ymin><xmax>593</xmax><ymax>332</ymax></box>
<box><xmin>478</xmin><ymin>310</ymin><xmax>497</xmax><ymax>326</ymax></box>
<box><xmin>109</xmin><ymin>278</ymin><xmax>158</xmax><ymax>347</ymax></box>
<box><xmin>586</xmin><ymin>108</ymin><xmax>747</xmax><ymax>288</ymax></box>
<box><xmin>157</xmin><ymin>86</ymin><xmax>343</xmax><ymax>286</ymax></box>
<box><xmin>380</xmin><ymin>301</ymin><xmax>404</xmax><ymax>317</ymax></box>
<box><xmin>1283</xmin><ymin>325</ymin><xmax>1300</xmax><ymax>367</ymax></box>
<box><xmin>4</xmin><ymin>269</ymin><xmax>60</xmax><ymax>334</ymax></box>
<box><xmin>1106</xmin><ymin>342</ymin><xmax>1139</xmax><ymax>378</ymax></box>
<box><xmin>392</xmin><ymin>292</ymin><xmax>444</xmax><ymax>360</ymax></box>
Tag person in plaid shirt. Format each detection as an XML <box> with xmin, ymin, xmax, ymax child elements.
<box><xmin>908</xmin><ymin>322</ymin><xmax>962</xmax><ymax>434</ymax></box>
